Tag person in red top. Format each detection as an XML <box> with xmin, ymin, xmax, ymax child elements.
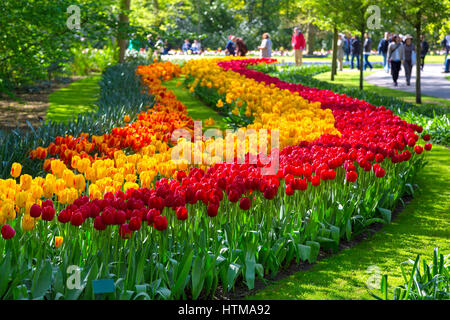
<box><xmin>291</xmin><ymin>27</ymin><xmax>305</xmax><ymax>66</ymax></box>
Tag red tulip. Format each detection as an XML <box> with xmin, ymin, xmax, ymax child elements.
<box><xmin>207</xmin><ymin>203</ymin><xmax>219</xmax><ymax>217</ymax></box>
<box><xmin>284</xmin><ymin>184</ymin><xmax>294</xmax><ymax>196</ymax></box>
<box><xmin>375</xmin><ymin>167</ymin><xmax>385</xmax><ymax>178</ymax></box>
<box><xmin>154</xmin><ymin>215</ymin><xmax>168</xmax><ymax>231</ymax></box>
<box><xmin>1</xmin><ymin>224</ymin><xmax>15</xmax><ymax>240</ymax></box>
<box><xmin>424</xmin><ymin>143</ymin><xmax>432</xmax><ymax>151</ymax></box>
<box><xmin>129</xmin><ymin>216</ymin><xmax>142</xmax><ymax>231</ymax></box>
<box><xmin>422</xmin><ymin>134</ymin><xmax>430</xmax><ymax>141</ymax></box>
<box><xmin>414</xmin><ymin>145</ymin><xmax>423</xmax><ymax>154</ymax></box>
<box><xmin>239</xmin><ymin>197</ymin><xmax>251</xmax><ymax>210</ymax></box>
<box><xmin>57</xmin><ymin>209</ymin><xmax>71</xmax><ymax>223</ymax></box>
<box><xmin>146</xmin><ymin>208</ymin><xmax>161</xmax><ymax>225</ymax></box>
<box><xmin>311</xmin><ymin>175</ymin><xmax>321</xmax><ymax>186</ymax></box>
<box><xmin>94</xmin><ymin>216</ymin><xmax>107</xmax><ymax>231</ymax></box>
<box><xmin>176</xmin><ymin>206</ymin><xmax>188</xmax><ymax>221</ymax></box>
<box><xmin>30</xmin><ymin>204</ymin><xmax>42</xmax><ymax>218</ymax></box>
<box><xmin>346</xmin><ymin>171</ymin><xmax>357</xmax><ymax>183</ymax></box>
<box><xmin>42</xmin><ymin>206</ymin><xmax>55</xmax><ymax>221</ymax></box>
<box><xmin>70</xmin><ymin>211</ymin><xmax>84</xmax><ymax>226</ymax></box>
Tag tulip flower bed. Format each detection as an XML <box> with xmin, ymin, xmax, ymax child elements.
<box><xmin>0</xmin><ymin>57</ymin><xmax>433</xmax><ymax>300</ymax></box>
<box><xmin>249</xmin><ymin>62</ymin><xmax>450</xmax><ymax>145</ymax></box>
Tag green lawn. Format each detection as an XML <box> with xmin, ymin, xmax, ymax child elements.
<box><xmin>313</xmin><ymin>70</ymin><xmax>450</xmax><ymax>108</ymax></box>
<box><xmin>46</xmin><ymin>75</ymin><xmax>101</xmax><ymax>123</ymax></box>
<box><xmin>163</xmin><ymin>77</ymin><xmax>227</xmax><ymax>130</ymax></box>
<box><xmin>248</xmin><ymin>144</ymin><xmax>450</xmax><ymax>300</ymax></box>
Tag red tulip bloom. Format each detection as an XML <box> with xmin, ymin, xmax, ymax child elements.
<box><xmin>284</xmin><ymin>184</ymin><xmax>294</xmax><ymax>196</ymax></box>
<box><xmin>375</xmin><ymin>153</ymin><xmax>384</xmax><ymax>163</ymax></box>
<box><xmin>42</xmin><ymin>199</ymin><xmax>54</xmax><ymax>208</ymax></box>
<box><xmin>1</xmin><ymin>224</ymin><xmax>15</xmax><ymax>240</ymax></box>
<box><xmin>42</xmin><ymin>206</ymin><xmax>55</xmax><ymax>221</ymax></box>
<box><xmin>154</xmin><ymin>215</ymin><xmax>168</xmax><ymax>231</ymax></box>
<box><xmin>239</xmin><ymin>197</ymin><xmax>251</xmax><ymax>210</ymax></box>
<box><xmin>375</xmin><ymin>167</ymin><xmax>385</xmax><ymax>178</ymax></box>
<box><xmin>424</xmin><ymin>143</ymin><xmax>432</xmax><ymax>151</ymax></box>
<box><xmin>346</xmin><ymin>171</ymin><xmax>358</xmax><ymax>183</ymax></box>
<box><xmin>311</xmin><ymin>175</ymin><xmax>321</xmax><ymax>186</ymax></box>
<box><xmin>94</xmin><ymin>216</ymin><xmax>107</xmax><ymax>231</ymax></box>
<box><xmin>70</xmin><ymin>211</ymin><xmax>84</xmax><ymax>226</ymax></box>
<box><xmin>176</xmin><ymin>206</ymin><xmax>188</xmax><ymax>220</ymax></box>
<box><xmin>414</xmin><ymin>145</ymin><xmax>423</xmax><ymax>154</ymax></box>
<box><xmin>146</xmin><ymin>208</ymin><xmax>161</xmax><ymax>225</ymax></box>
<box><xmin>115</xmin><ymin>210</ymin><xmax>127</xmax><ymax>225</ymax></box>
<box><xmin>57</xmin><ymin>209</ymin><xmax>71</xmax><ymax>223</ymax></box>
<box><xmin>30</xmin><ymin>204</ymin><xmax>42</xmax><ymax>218</ymax></box>
<box><xmin>129</xmin><ymin>216</ymin><xmax>142</xmax><ymax>231</ymax></box>
<box><xmin>207</xmin><ymin>203</ymin><xmax>219</xmax><ymax>217</ymax></box>
<box><xmin>422</xmin><ymin>134</ymin><xmax>430</xmax><ymax>141</ymax></box>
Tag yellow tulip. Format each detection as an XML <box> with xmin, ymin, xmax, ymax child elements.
<box><xmin>10</xmin><ymin>162</ymin><xmax>22</xmax><ymax>178</ymax></box>
<box><xmin>22</xmin><ymin>215</ymin><xmax>35</xmax><ymax>231</ymax></box>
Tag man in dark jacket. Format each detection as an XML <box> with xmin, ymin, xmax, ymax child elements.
<box><xmin>378</xmin><ymin>32</ymin><xmax>390</xmax><ymax>73</ymax></box>
<box><xmin>350</xmin><ymin>35</ymin><xmax>361</xmax><ymax>70</ymax></box>
<box><xmin>344</xmin><ymin>33</ymin><xmax>351</xmax><ymax>62</ymax></box>
<box><xmin>420</xmin><ymin>35</ymin><xmax>429</xmax><ymax>71</ymax></box>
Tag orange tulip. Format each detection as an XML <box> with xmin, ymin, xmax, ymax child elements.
<box><xmin>54</xmin><ymin>236</ymin><xmax>63</xmax><ymax>248</ymax></box>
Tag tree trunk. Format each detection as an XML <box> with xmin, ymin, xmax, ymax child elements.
<box><xmin>306</xmin><ymin>23</ymin><xmax>315</xmax><ymax>55</ymax></box>
<box><xmin>118</xmin><ymin>0</ymin><xmax>131</xmax><ymax>64</ymax></box>
<box><xmin>331</xmin><ymin>27</ymin><xmax>338</xmax><ymax>80</ymax></box>
<box><xmin>360</xmin><ymin>28</ymin><xmax>364</xmax><ymax>90</ymax></box>
<box><xmin>415</xmin><ymin>17</ymin><xmax>422</xmax><ymax>104</ymax></box>
<box><xmin>195</xmin><ymin>0</ymin><xmax>201</xmax><ymax>34</ymax></box>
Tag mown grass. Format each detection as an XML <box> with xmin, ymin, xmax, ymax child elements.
<box><xmin>46</xmin><ymin>75</ymin><xmax>101</xmax><ymax>123</ymax></box>
<box><xmin>313</xmin><ymin>70</ymin><xmax>450</xmax><ymax>108</ymax></box>
<box><xmin>163</xmin><ymin>76</ymin><xmax>227</xmax><ymax>130</ymax></box>
<box><xmin>248</xmin><ymin>144</ymin><xmax>450</xmax><ymax>300</ymax></box>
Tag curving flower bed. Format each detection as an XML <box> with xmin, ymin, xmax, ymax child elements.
<box><xmin>0</xmin><ymin>58</ymin><xmax>433</xmax><ymax>300</ymax></box>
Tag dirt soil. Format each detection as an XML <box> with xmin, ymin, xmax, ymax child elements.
<box><xmin>0</xmin><ymin>76</ymin><xmax>84</xmax><ymax>131</ymax></box>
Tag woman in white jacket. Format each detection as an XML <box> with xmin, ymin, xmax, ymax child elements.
<box><xmin>387</xmin><ymin>34</ymin><xmax>405</xmax><ymax>87</ymax></box>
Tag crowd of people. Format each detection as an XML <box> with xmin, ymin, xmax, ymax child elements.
<box><xmin>224</xmin><ymin>28</ymin><xmax>306</xmax><ymax>65</ymax></box>
<box><xmin>335</xmin><ymin>32</ymin><xmax>450</xmax><ymax>87</ymax></box>
<box><xmin>136</xmin><ymin>30</ymin><xmax>450</xmax><ymax>86</ymax></box>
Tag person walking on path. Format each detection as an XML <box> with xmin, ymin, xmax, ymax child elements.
<box><xmin>363</xmin><ymin>32</ymin><xmax>373</xmax><ymax>71</ymax></box>
<box><xmin>225</xmin><ymin>35</ymin><xmax>236</xmax><ymax>56</ymax></box>
<box><xmin>378</xmin><ymin>32</ymin><xmax>390</xmax><ymax>73</ymax></box>
<box><xmin>258</xmin><ymin>33</ymin><xmax>272</xmax><ymax>58</ymax></box>
<box><xmin>155</xmin><ymin>36</ymin><xmax>164</xmax><ymax>54</ymax></box>
<box><xmin>343</xmin><ymin>33</ymin><xmax>351</xmax><ymax>62</ymax></box>
<box><xmin>441</xmin><ymin>35</ymin><xmax>450</xmax><ymax>66</ymax></box>
<box><xmin>291</xmin><ymin>27</ymin><xmax>305</xmax><ymax>66</ymax></box>
<box><xmin>403</xmin><ymin>35</ymin><xmax>415</xmax><ymax>86</ymax></box>
<box><xmin>235</xmin><ymin>37</ymin><xmax>248</xmax><ymax>56</ymax></box>
<box><xmin>420</xmin><ymin>35</ymin><xmax>429</xmax><ymax>71</ymax></box>
<box><xmin>387</xmin><ymin>34</ymin><xmax>405</xmax><ymax>87</ymax></box>
<box><xmin>336</xmin><ymin>33</ymin><xmax>345</xmax><ymax>71</ymax></box>
<box><xmin>350</xmin><ymin>35</ymin><xmax>361</xmax><ymax>70</ymax></box>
